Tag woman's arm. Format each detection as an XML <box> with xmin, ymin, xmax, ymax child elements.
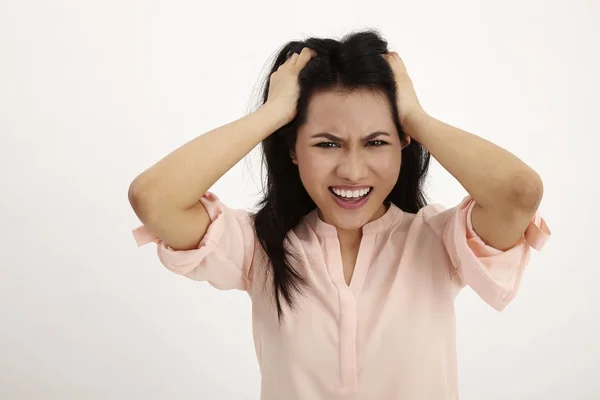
<box><xmin>382</xmin><ymin>51</ymin><xmax>544</xmax><ymax>251</ymax></box>
<box><xmin>129</xmin><ymin>47</ymin><xmax>316</xmax><ymax>219</ymax></box>
<box><xmin>404</xmin><ymin>112</ymin><xmax>543</xmax><ymax>251</ymax></box>
<box><xmin>129</xmin><ymin>104</ymin><xmax>287</xmax><ymax>216</ymax></box>
<box><xmin>128</xmin><ymin>105</ymin><xmax>288</xmax><ymax>251</ymax></box>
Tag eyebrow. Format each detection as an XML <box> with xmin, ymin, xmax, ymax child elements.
<box><xmin>310</xmin><ymin>131</ymin><xmax>391</xmax><ymax>141</ymax></box>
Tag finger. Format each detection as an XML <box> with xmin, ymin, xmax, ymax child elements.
<box><xmin>386</xmin><ymin>51</ymin><xmax>408</xmax><ymax>72</ymax></box>
<box><xmin>278</xmin><ymin>54</ymin><xmax>293</xmax><ymax>71</ymax></box>
<box><xmin>392</xmin><ymin>52</ymin><xmax>406</xmax><ymax>65</ymax></box>
<box><xmin>293</xmin><ymin>47</ymin><xmax>316</xmax><ymax>71</ymax></box>
<box><xmin>386</xmin><ymin>51</ymin><xmax>400</xmax><ymax>61</ymax></box>
<box><xmin>283</xmin><ymin>52</ymin><xmax>299</xmax><ymax>66</ymax></box>
<box><xmin>395</xmin><ymin>55</ymin><xmax>408</xmax><ymax>72</ymax></box>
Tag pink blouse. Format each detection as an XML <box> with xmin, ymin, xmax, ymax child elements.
<box><xmin>132</xmin><ymin>192</ymin><xmax>550</xmax><ymax>400</ymax></box>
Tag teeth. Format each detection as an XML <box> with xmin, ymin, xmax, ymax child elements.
<box><xmin>332</xmin><ymin>187</ymin><xmax>371</xmax><ymax>198</ymax></box>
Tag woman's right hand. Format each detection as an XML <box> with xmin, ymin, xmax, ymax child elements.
<box><xmin>265</xmin><ymin>47</ymin><xmax>317</xmax><ymax>126</ymax></box>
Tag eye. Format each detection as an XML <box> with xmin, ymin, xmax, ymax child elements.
<box><xmin>314</xmin><ymin>140</ymin><xmax>388</xmax><ymax>148</ymax></box>
<box><xmin>315</xmin><ymin>141</ymin><xmax>339</xmax><ymax>148</ymax></box>
<box><xmin>367</xmin><ymin>140</ymin><xmax>388</xmax><ymax>147</ymax></box>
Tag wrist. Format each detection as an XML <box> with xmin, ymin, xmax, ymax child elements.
<box><xmin>402</xmin><ymin>110</ymin><xmax>431</xmax><ymax>141</ymax></box>
<box><xmin>259</xmin><ymin>102</ymin><xmax>293</xmax><ymax>130</ymax></box>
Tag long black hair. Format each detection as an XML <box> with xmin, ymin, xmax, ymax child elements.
<box><xmin>251</xmin><ymin>29</ymin><xmax>430</xmax><ymax>323</ymax></box>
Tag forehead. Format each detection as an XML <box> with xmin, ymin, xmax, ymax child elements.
<box><xmin>300</xmin><ymin>88</ymin><xmax>397</xmax><ymax>137</ymax></box>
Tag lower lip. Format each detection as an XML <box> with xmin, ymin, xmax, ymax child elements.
<box><xmin>330</xmin><ymin>188</ymin><xmax>372</xmax><ymax>209</ymax></box>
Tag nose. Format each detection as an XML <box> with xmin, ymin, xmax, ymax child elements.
<box><xmin>336</xmin><ymin>150</ymin><xmax>368</xmax><ymax>182</ymax></box>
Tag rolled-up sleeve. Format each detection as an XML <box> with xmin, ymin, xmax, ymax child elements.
<box><xmin>132</xmin><ymin>192</ymin><xmax>255</xmax><ymax>291</ymax></box>
<box><xmin>442</xmin><ymin>196</ymin><xmax>551</xmax><ymax>311</ymax></box>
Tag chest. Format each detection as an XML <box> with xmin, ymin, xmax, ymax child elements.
<box><xmin>253</xmin><ymin>247</ymin><xmax>457</xmax><ymax>398</ymax></box>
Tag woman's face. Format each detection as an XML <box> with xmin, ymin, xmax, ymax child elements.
<box><xmin>293</xmin><ymin>88</ymin><xmax>408</xmax><ymax>233</ymax></box>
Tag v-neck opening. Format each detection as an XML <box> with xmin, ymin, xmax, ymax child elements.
<box><xmin>341</xmin><ymin>246</ymin><xmax>358</xmax><ymax>288</ymax></box>
<box><xmin>306</xmin><ymin>201</ymin><xmax>402</xmax><ymax>294</ymax></box>
<box><xmin>325</xmin><ymin>233</ymin><xmax>376</xmax><ymax>296</ymax></box>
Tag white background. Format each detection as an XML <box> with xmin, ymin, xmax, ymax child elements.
<box><xmin>1</xmin><ymin>0</ymin><xmax>599</xmax><ymax>399</ymax></box>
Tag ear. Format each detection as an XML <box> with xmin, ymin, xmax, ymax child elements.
<box><xmin>290</xmin><ymin>150</ymin><xmax>298</xmax><ymax>165</ymax></box>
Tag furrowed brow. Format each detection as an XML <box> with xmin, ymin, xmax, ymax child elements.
<box><xmin>310</xmin><ymin>131</ymin><xmax>391</xmax><ymax>141</ymax></box>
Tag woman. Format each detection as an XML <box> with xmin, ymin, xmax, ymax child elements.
<box><xmin>129</xmin><ymin>30</ymin><xmax>551</xmax><ymax>400</ymax></box>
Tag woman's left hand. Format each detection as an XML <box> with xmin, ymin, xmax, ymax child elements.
<box><xmin>382</xmin><ymin>51</ymin><xmax>427</xmax><ymax>126</ymax></box>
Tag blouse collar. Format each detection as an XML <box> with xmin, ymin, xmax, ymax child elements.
<box><xmin>305</xmin><ymin>201</ymin><xmax>402</xmax><ymax>237</ymax></box>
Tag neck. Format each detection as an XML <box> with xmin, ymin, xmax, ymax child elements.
<box><xmin>337</xmin><ymin>227</ymin><xmax>362</xmax><ymax>249</ymax></box>
<box><xmin>332</xmin><ymin>201</ymin><xmax>390</xmax><ymax>248</ymax></box>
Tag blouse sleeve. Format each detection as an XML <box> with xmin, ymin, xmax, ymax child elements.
<box><xmin>442</xmin><ymin>196</ymin><xmax>551</xmax><ymax>311</ymax></box>
<box><xmin>131</xmin><ymin>192</ymin><xmax>256</xmax><ymax>291</ymax></box>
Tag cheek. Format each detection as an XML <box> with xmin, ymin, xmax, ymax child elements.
<box><xmin>371</xmin><ymin>153</ymin><xmax>402</xmax><ymax>193</ymax></box>
<box><xmin>297</xmin><ymin>152</ymin><xmax>331</xmax><ymax>187</ymax></box>
<box><xmin>373</xmin><ymin>150</ymin><xmax>402</xmax><ymax>175</ymax></box>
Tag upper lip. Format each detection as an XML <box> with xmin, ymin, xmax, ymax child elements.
<box><xmin>330</xmin><ymin>185</ymin><xmax>372</xmax><ymax>191</ymax></box>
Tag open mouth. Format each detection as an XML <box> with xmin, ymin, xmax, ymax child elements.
<box><xmin>329</xmin><ymin>186</ymin><xmax>372</xmax><ymax>200</ymax></box>
<box><xmin>328</xmin><ymin>186</ymin><xmax>373</xmax><ymax>209</ymax></box>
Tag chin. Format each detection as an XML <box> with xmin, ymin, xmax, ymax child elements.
<box><xmin>319</xmin><ymin>196</ymin><xmax>384</xmax><ymax>230</ymax></box>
